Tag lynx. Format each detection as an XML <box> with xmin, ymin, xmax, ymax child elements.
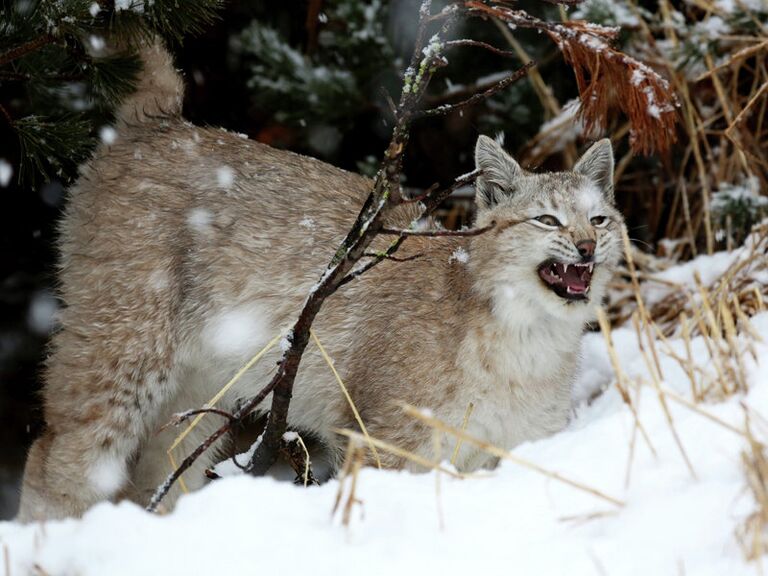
<box><xmin>17</xmin><ymin>42</ymin><xmax>625</xmax><ymax>522</ymax></box>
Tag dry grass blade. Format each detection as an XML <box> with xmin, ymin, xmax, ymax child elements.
<box><xmin>334</xmin><ymin>428</ymin><xmax>463</xmax><ymax>479</ymax></box>
<box><xmin>451</xmin><ymin>401</ymin><xmax>475</xmax><ymax>466</ymax></box>
<box><xmin>596</xmin><ymin>308</ymin><xmax>658</xmax><ymax>458</ymax></box>
<box><xmin>402</xmin><ymin>404</ymin><xmax>624</xmax><ymax>507</ymax></box>
<box><xmin>659</xmin><ymin>387</ymin><xmax>746</xmax><ymax>437</ymax></box>
<box><xmin>332</xmin><ymin>438</ymin><xmax>366</xmax><ymax>527</ymax></box>
<box><xmin>632</xmin><ymin>313</ymin><xmax>697</xmax><ymax>480</ymax></box>
<box><xmin>738</xmin><ymin>409</ymin><xmax>768</xmax><ymax>561</ymax></box>
<box><xmin>311</xmin><ymin>329</ymin><xmax>382</xmax><ymax>469</ymax></box>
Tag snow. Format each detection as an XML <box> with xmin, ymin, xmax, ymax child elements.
<box><xmin>0</xmin><ymin>159</ymin><xmax>12</xmax><ymax>187</ymax></box>
<box><xmin>212</xmin><ymin>434</ymin><xmax>262</xmax><ymax>478</ymax></box>
<box><xmin>449</xmin><ymin>247</ymin><xmax>469</xmax><ymax>264</ymax></box>
<box><xmin>714</xmin><ymin>0</ymin><xmax>767</xmax><ymax>14</ymax></box>
<box><xmin>2</xmin><ymin>255</ymin><xmax>768</xmax><ymax>574</ymax></box>
<box><xmin>88</xmin><ymin>35</ymin><xmax>105</xmax><ymax>52</ymax></box>
<box><xmin>186</xmin><ymin>208</ymin><xmax>212</xmax><ymax>232</ymax></box>
<box><xmin>114</xmin><ymin>0</ymin><xmax>144</xmax><ymax>13</ymax></box>
<box><xmin>88</xmin><ymin>456</ymin><xmax>127</xmax><ymax>496</ymax></box>
<box><xmin>27</xmin><ymin>291</ymin><xmax>58</xmax><ymax>335</ymax></box>
<box><xmin>216</xmin><ymin>166</ymin><xmax>235</xmax><ymax>189</ymax></box>
<box><xmin>532</xmin><ymin>99</ymin><xmax>585</xmax><ymax>155</ymax></box>
<box><xmin>641</xmin><ymin>247</ymin><xmax>743</xmax><ymax>306</ymax></box>
<box><xmin>712</xmin><ymin>178</ymin><xmax>767</xmax><ymax>213</ymax></box>
<box><xmin>88</xmin><ymin>2</ymin><xmax>100</xmax><ymax>17</ymax></box>
<box><xmin>99</xmin><ymin>126</ymin><xmax>117</xmax><ymax>145</ymax></box>
<box><xmin>572</xmin><ymin>0</ymin><xmax>641</xmax><ymax>28</ymax></box>
<box><xmin>279</xmin><ymin>330</ymin><xmax>293</xmax><ymax>352</ymax></box>
<box><xmin>299</xmin><ymin>217</ymin><xmax>317</xmax><ymax>230</ymax></box>
<box><xmin>203</xmin><ymin>305</ymin><xmax>270</xmax><ymax>358</ymax></box>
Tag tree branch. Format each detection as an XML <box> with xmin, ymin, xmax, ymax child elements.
<box><xmin>445</xmin><ymin>39</ymin><xmax>518</xmax><ymax>59</ymax></box>
<box><xmin>0</xmin><ymin>34</ymin><xmax>56</xmax><ymax>67</ymax></box>
<box><xmin>380</xmin><ymin>223</ymin><xmax>496</xmax><ymax>237</ymax></box>
<box><xmin>415</xmin><ymin>61</ymin><xmax>535</xmax><ymax>118</ymax></box>
<box><xmin>363</xmin><ymin>251</ymin><xmax>425</xmax><ymax>262</ymax></box>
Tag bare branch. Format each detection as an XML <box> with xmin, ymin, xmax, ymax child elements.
<box><xmin>421</xmin><ymin>168</ymin><xmax>481</xmax><ymax>214</ymax></box>
<box><xmin>379</xmin><ymin>87</ymin><xmax>398</xmax><ymax>118</ymax></box>
<box><xmin>159</xmin><ymin>407</ymin><xmax>237</xmax><ymax>431</ymax></box>
<box><xmin>414</xmin><ymin>61</ymin><xmax>535</xmax><ymax>119</ymax></box>
<box><xmin>363</xmin><ymin>251</ymin><xmax>425</xmax><ymax>262</ymax></box>
<box><xmin>380</xmin><ymin>222</ymin><xmax>496</xmax><ymax>237</ymax></box>
<box><xmin>445</xmin><ymin>39</ymin><xmax>518</xmax><ymax>59</ymax></box>
<box><xmin>340</xmin><ymin>169</ymin><xmax>481</xmax><ymax>286</ymax></box>
<box><xmin>402</xmin><ymin>183</ymin><xmax>439</xmax><ymax>204</ymax></box>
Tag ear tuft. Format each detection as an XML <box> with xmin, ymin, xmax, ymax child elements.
<box><xmin>573</xmin><ymin>139</ymin><xmax>615</xmax><ymax>202</ymax></box>
<box><xmin>474</xmin><ymin>135</ymin><xmax>522</xmax><ymax>210</ymax></box>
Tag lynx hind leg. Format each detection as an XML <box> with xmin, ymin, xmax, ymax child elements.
<box><xmin>17</xmin><ymin>320</ymin><xmax>176</xmax><ymax>522</ymax></box>
<box><xmin>124</xmin><ymin>368</ymin><xmax>229</xmax><ymax>510</ymax></box>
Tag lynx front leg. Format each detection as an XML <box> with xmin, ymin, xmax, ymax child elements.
<box><xmin>17</xmin><ymin>327</ymin><xmax>175</xmax><ymax>522</ymax></box>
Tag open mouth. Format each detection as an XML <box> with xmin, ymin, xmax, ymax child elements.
<box><xmin>537</xmin><ymin>260</ymin><xmax>594</xmax><ymax>301</ymax></box>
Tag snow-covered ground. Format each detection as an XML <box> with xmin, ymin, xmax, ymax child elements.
<box><xmin>1</xmin><ymin>277</ymin><xmax>767</xmax><ymax>575</ymax></box>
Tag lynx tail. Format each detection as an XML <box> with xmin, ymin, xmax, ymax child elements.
<box><xmin>116</xmin><ymin>40</ymin><xmax>184</xmax><ymax>124</ymax></box>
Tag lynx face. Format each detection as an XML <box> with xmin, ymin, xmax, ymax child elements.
<box><xmin>471</xmin><ymin>136</ymin><xmax>624</xmax><ymax>323</ymax></box>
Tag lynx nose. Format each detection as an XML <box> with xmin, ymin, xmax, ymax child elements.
<box><xmin>576</xmin><ymin>239</ymin><xmax>596</xmax><ymax>261</ymax></box>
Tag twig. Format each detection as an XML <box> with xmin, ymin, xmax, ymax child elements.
<box><xmin>414</xmin><ymin>62</ymin><xmax>535</xmax><ymax>118</ymax></box>
<box><xmin>160</xmin><ymin>407</ymin><xmax>237</xmax><ymax>431</ymax></box>
<box><xmin>379</xmin><ymin>223</ymin><xmax>495</xmax><ymax>237</ymax></box>
<box><xmin>444</xmin><ymin>39</ymin><xmax>518</xmax><ymax>59</ymax></box>
<box><xmin>362</xmin><ymin>251</ymin><xmax>424</xmax><ymax>262</ymax></box>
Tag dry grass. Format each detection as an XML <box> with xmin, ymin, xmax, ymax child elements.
<box><xmin>520</xmin><ymin>3</ymin><xmax>767</xmax><ymax>255</ymax></box>
<box><xmin>603</xmin><ymin>219</ymin><xmax>766</xmax><ymax>562</ymax></box>
<box><xmin>738</xmin><ymin>409</ymin><xmax>768</xmax><ymax>562</ymax></box>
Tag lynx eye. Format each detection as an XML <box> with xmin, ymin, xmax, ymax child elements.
<box><xmin>534</xmin><ymin>214</ymin><xmax>562</xmax><ymax>228</ymax></box>
<box><xmin>590</xmin><ymin>215</ymin><xmax>609</xmax><ymax>228</ymax></box>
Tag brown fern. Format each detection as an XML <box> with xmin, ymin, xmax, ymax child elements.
<box><xmin>465</xmin><ymin>1</ymin><xmax>678</xmax><ymax>154</ymax></box>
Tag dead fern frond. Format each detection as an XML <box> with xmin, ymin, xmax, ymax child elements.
<box><xmin>464</xmin><ymin>1</ymin><xmax>679</xmax><ymax>154</ymax></box>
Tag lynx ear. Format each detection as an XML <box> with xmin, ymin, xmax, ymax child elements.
<box><xmin>474</xmin><ymin>135</ymin><xmax>522</xmax><ymax>210</ymax></box>
<box><xmin>573</xmin><ymin>139</ymin><xmax>615</xmax><ymax>203</ymax></box>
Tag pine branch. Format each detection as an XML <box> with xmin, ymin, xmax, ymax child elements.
<box><xmin>0</xmin><ymin>33</ymin><xmax>56</xmax><ymax>67</ymax></box>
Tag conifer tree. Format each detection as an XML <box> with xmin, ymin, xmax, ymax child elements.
<box><xmin>0</xmin><ymin>0</ymin><xmax>221</xmax><ymax>187</ymax></box>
